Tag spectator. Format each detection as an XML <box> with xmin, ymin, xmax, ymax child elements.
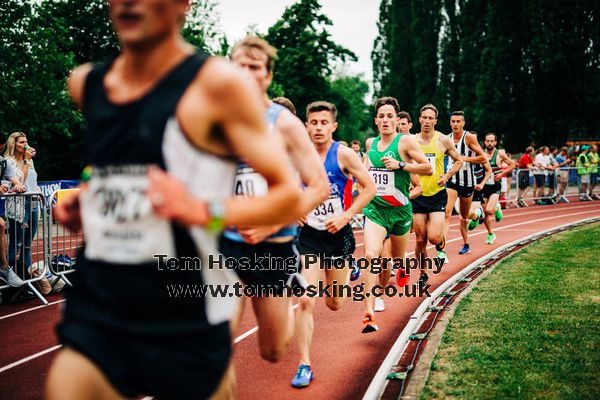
<box><xmin>588</xmin><ymin>145</ymin><xmax>599</xmax><ymax>199</ymax></box>
<box><xmin>555</xmin><ymin>147</ymin><xmax>571</xmax><ymax>202</ymax></box>
<box><xmin>517</xmin><ymin>146</ymin><xmax>535</xmax><ymax>206</ymax></box>
<box><xmin>533</xmin><ymin>146</ymin><xmax>550</xmax><ymax>204</ymax></box>
<box><xmin>0</xmin><ymin>132</ymin><xmax>26</xmax><ymax>287</ymax></box>
<box><xmin>576</xmin><ymin>145</ymin><xmax>592</xmax><ymax>201</ymax></box>
<box><xmin>350</xmin><ymin>139</ymin><xmax>364</xmax><ymax>159</ymax></box>
<box><xmin>547</xmin><ymin>146</ymin><xmax>559</xmax><ymax>201</ymax></box>
<box><xmin>4</xmin><ymin>132</ymin><xmax>41</xmax><ymax>279</ymax></box>
<box><xmin>500</xmin><ymin>152</ymin><xmax>513</xmax><ymax>208</ymax></box>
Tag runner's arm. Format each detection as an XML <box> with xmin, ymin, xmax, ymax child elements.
<box><xmin>440</xmin><ymin>135</ymin><xmax>463</xmax><ymax>184</ymax></box>
<box><xmin>464</xmin><ymin>133</ymin><xmax>487</xmax><ymax>164</ymax></box>
<box><xmin>409</xmin><ymin>174</ymin><xmax>423</xmax><ymax>199</ymax></box>
<box><xmin>499</xmin><ymin>150</ymin><xmax>516</xmax><ymax>177</ymax></box>
<box><xmin>277</xmin><ymin>111</ymin><xmax>330</xmax><ymax>214</ymax></box>
<box><xmin>399</xmin><ymin>135</ymin><xmax>433</xmax><ymax>175</ymax></box>
<box><xmin>338</xmin><ymin>146</ymin><xmax>376</xmax><ymax>218</ymax></box>
<box><xmin>151</xmin><ymin>59</ymin><xmax>303</xmax><ymax>227</ymax></box>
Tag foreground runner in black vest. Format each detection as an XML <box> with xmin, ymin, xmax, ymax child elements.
<box><xmin>46</xmin><ymin>1</ymin><xmax>303</xmax><ymax>399</ymax></box>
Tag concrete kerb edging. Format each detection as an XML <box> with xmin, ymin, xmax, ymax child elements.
<box><xmin>362</xmin><ymin>216</ymin><xmax>600</xmax><ymax>400</ymax></box>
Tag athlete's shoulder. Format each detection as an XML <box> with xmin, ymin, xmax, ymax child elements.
<box><xmin>437</xmin><ymin>131</ymin><xmax>453</xmax><ymax>146</ymax></box>
<box><xmin>365</xmin><ymin>136</ymin><xmax>377</xmax><ymax>151</ymax></box>
<box><xmin>196</xmin><ymin>56</ymin><xmax>253</xmax><ymax>98</ymax></box>
<box><xmin>338</xmin><ymin>141</ymin><xmax>359</xmax><ymax>161</ymax></box>
<box><xmin>274</xmin><ymin>107</ymin><xmax>304</xmax><ymax>136</ymax></box>
<box><xmin>67</xmin><ymin>63</ymin><xmax>94</xmax><ymax>109</ymax></box>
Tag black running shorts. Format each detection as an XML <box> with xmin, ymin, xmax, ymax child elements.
<box><xmin>446</xmin><ymin>181</ymin><xmax>474</xmax><ymax>198</ymax></box>
<box><xmin>58</xmin><ymin>289</ymin><xmax>230</xmax><ymax>399</ymax></box>
<box><xmin>218</xmin><ymin>237</ymin><xmax>302</xmax><ymax>293</ymax></box>
<box><xmin>481</xmin><ymin>183</ymin><xmax>501</xmax><ymax>199</ymax></box>
<box><xmin>296</xmin><ymin>224</ymin><xmax>355</xmax><ymax>259</ymax></box>
<box><xmin>411</xmin><ymin>190</ymin><xmax>448</xmax><ymax>214</ymax></box>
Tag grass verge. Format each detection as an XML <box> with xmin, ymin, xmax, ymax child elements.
<box><xmin>421</xmin><ymin>222</ymin><xmax>600</xmax><ymax>400</ymax></box>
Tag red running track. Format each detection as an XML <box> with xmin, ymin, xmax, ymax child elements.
<box><xmin>0</xmin><ymin>201</ymin><xmax>598</xmax><ymax>400</ymax></box>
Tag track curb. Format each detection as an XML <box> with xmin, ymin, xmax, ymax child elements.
<box><xmin>363</xmin><ymin>216</ymin><xmax>600</xmax><ymax>400</ymax></box>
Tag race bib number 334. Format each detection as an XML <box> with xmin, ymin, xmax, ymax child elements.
<box><xmin>81</xmin><ymin>167</ymin><xmax>175</xmax><ymax>264</ymax></box>
<box><xmin>307</xmin><ymin>194</ymin><xmax>343</xmax><ymax>230</ymax></box>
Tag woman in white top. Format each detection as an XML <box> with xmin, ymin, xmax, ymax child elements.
<box><xmin>4</xmin><ymin>132</ymin><xmax>40</xmax><ymax>273</ymax></box>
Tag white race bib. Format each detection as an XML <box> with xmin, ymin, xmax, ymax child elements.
<box><xmin>425</xmin><ymin>153</ymin><xmax>437</xmax><ymax>176</ymax></box>
<box><xmin>307</xmin><ymin>194</ymin><xmax>344</xmax><ymax>230</ymax></box>
<box><xmin>370</xmin><ymin>167</ymin><xmax>395</xmax><ymax>196</ymax></box>
<box><xmin>81</xmin><ymin>166</ymin><xmax>175</xmax><ymax>264</ymax></box>
<box><xmin>486</xmin><ymin>173</ymin><xmax>496</xmax><ymax>185</ymax></box>
<box><xmin>233</xmin><ymin>166</ymin><xmax>268</xmax><ymax>198</ymax></box>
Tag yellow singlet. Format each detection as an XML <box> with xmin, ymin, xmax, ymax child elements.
<box><xmin>417</xmin><ymin>131</ymin><xmax>446</xmax><ymax>196</ymax></box>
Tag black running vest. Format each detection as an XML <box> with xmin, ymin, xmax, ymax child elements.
<box><xmin>71</xmin><ymin>53</ymin><xmax>237</xmax><ymax>334</ymax></box>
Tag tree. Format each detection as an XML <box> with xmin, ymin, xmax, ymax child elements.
<box><xmin>329</xmin><ymin>75</ymin><xmax>372</xmax><ymax>143</ymax></box>
<box><xmin>265</xmin><ymin>0</ymin><xmax>357</xmax><ymax>115</ymax></box>
<box><xmin>0</xmin><ymin>0</ymin><xmax>228</xmax><ymax>179</ymax></box>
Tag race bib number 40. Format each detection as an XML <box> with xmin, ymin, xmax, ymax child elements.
<box><xmin>370</xmin><ymin>167</ymin><xmax>395</xmax><ymax>196</ymax></box>
<box><xmin>81</xmin><ymin>165</ymin><xmax>175</xmax><ymax>264</ymax></box>
<box><xmin>307</xmin><ymin>194</ymin><xmax>344</xmax><ymax>230</ymax></box>
<box><xmin>234</xmin><ymin>166</ymin><xmax>268</xmax><ymax>198</ymax></box>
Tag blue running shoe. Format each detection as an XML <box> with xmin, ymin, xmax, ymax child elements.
<box><xmin>291</xmin><ymin>364</ymin><xmax>314</xmax><ymax>388</ymax></box>
<box><xmin>458</xmin><ymin>244</ymin><xmax>470</xmax><ymax>255</ymax></box>
<box><xmin>350</xmin><ymin>260</ymin><xmax>360</xmax><ymax>282</ymax></box>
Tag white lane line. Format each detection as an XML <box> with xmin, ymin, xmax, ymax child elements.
<box><xmin>0</xmin><ymin>345</ymin><xmax>62</xmax><ymax>374</ymax></box>
<box><xmin>0</xmin><ymin>299</ymin><xmax>65</xmax><ymax>321</ymax></box>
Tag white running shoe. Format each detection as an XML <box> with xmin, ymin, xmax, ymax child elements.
<box><xmin>374</xmin><ymin>298</ymin><xmax>386</xmax><ymax>312</ymax></box>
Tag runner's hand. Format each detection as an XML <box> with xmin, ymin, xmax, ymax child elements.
<box><xmin>494</xmin><ymin>173</ymin><xmax>503</xmax><ymax>182</ymax></box>
<box><xmin>381</xmin><ymin>156</ymin><xmax>399</xmax><ymax>170</ymax></box>
<box><xmin>475</xmin><ymin>183</ymin><xmax>484</xmax><ymax>191</ymax></box>
<box><xmin>436</xmin><ymin>174</ymin><xmax>448</xmax><ymax>186</ymax></box>
<box><xmin>297</xmin><ymin>215</ymin><xmax>308</xmax><ymax>226</ymax></box>
<box><xmin>238</xmin><ymin>226</ymin><xmax>280</xmax><ymax>244</ymax></box>
<box><xmin>0</xmin><ymin>185</ymin><xmax>7</xmax><ymax>194</ymax></box>
<box><xmin>55</xmin><ymin>191</ymin><xmax>82</xmax><ymax>233</ymax></box>
<box><xmin>324</xmin><ymin>214</ymin><xmax>350</xmax><ymax>234</ymax></box>
<box><xmin>147</xmin><ymin>166</ymin><xmax>207</xmax><ymax>226</ymax></box>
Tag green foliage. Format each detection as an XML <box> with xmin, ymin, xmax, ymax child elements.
<box><xmin>0</xmin><ymin>0</ymin><xmax>225</xmax><ymax>179</ymax></box>
<box><xmin>373</xmin><ymin>0</ymin><xmax>600</xmax><ymax>151</ymax></box>
<box><xmin>329</xmin><ymin>75</ymin><xmax>373</xmax><ymax>143</ymax></box>
<box><xmin>182</xmin><ymin>0</ymin><xmax>228</xmax><ymax>55</ymax></box>
<box><xmin>265</xmin><ymin>0</ymin><xmax>359</xmax><ymax>119</ymax></box>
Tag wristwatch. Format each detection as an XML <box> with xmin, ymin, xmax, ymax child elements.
<box><xmin>206</xmin><ymin>199</ymin><xmax>226</xmax><ymax>233</ymax></box>
<box><xmin>398</xmin><ymin>161</ymin><xmax>406</xmax><ymax>170</ymax></box>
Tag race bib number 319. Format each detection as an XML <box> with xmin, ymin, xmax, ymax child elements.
<box><xmin>81</xmin><ymin>166</ymin><xmax>175</xmax><ymax>264</ymax></box>
<box><xmin>370</xmin><ymin>167</ymin><xmax>395</xmax><ymax>196</ymax></box>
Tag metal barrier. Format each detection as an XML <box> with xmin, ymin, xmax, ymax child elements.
<box><xmin>515</xmin><ymin>167</ymin><xmax>599</xmax><ymax>206</ymax></box>
<box><xmin>0</xmin><ymin>189</ymin><xmax>83</xmax><ymax>305</ymax></box>
<box><xmin>0</xmin><ymin>192</ymin><xmax>52</xmax><ymax>305</ymax></box>
<box><xmin>47</xmin><ymin>189</ymin><xmax>83</xmax><ymax>291</ymax></box>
